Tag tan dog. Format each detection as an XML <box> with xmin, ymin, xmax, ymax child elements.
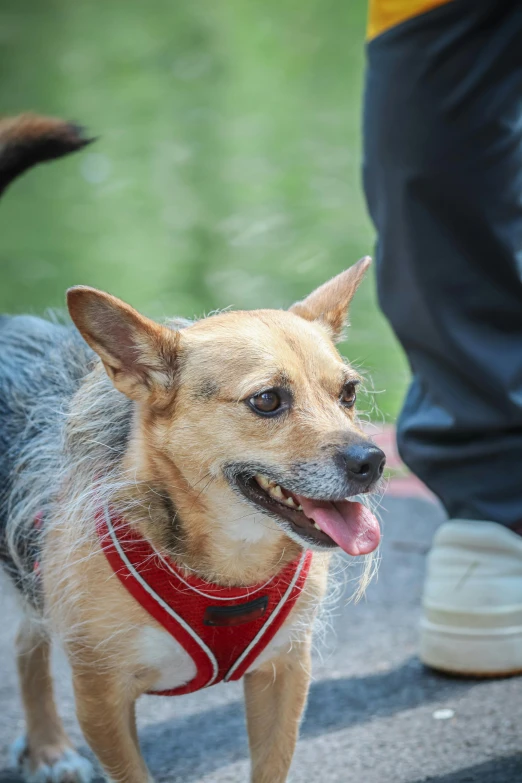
<box><xmin>0</xmin><ymin>115</ymin><xmax>385</xmax><ymax>783</ymax></box>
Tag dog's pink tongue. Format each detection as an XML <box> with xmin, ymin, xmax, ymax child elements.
<box><xmin>296</xmin><ymin>497</ymin><xmax>380</xmax><ymax>556</ymax></box>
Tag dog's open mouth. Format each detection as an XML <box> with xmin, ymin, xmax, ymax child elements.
<box><xmin>235</xmin><ymin>473</ymin><xmax>380</xmax><ymax>556</ymax></box>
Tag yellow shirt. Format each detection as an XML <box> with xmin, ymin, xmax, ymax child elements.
<box><xmin>368</xmin><ymin>0</ymin><xmax>454</xmax><ymax>40</ymax></box>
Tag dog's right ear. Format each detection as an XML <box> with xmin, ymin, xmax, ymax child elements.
<box><xmin>67</xmin><ymin>286</ymin><xmax>179</xmax><ymax>406</ymax></box>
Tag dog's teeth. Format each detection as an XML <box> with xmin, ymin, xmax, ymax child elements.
<box><xmin>312</xmin><ymin>521</ymin><xmax>320</xmax><ymax>530</ymax></box>
<box><xmin>257</xmin><ymin>478</ymin><xmax>299</xmax><ymax>508</ymax></box>
<box><xmin>269</xmin><ymin>484</ymin><xmax>284</xmax><ymax>500</ymax></box>
<box><xmin>297</xmin><ymin>504</ymin><xmax>303</xmax><ymax>511</ymax></box>
<box><xmin>255</xmin><ymin>474</ymin><xmax>271</xmax><ymax>489</ymax></box>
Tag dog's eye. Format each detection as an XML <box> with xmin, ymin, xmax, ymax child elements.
<box><xmin>340</xmin><ymin>382</ymin><xmax>357</xmax><ymax>409</ymax></box>
<box><xmin>249</xmin><ymin>390</ymin><xmax>282</xmax><ymax>415</ymax></box>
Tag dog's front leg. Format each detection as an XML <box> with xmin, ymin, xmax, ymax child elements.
<box><xmin>243</xmin><ymin>640</ymin><xmax>312</xmax><ymax>783</ymax></box>
<box><xmin>72</xmin><ymin>666</ymin><xmax>153</xmax><ymax>783</ymax></box>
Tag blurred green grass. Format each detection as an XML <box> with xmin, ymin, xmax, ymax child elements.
<box><xmin>0</xmin><ymin>0</ymin><xmax>409</xmax><ymax>420</ymax></box>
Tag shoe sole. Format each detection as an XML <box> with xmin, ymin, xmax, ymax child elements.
<box><xmin>420</xmin><ymin>618</ymin><xmax>522</xmax><ymax>678</ymax></box>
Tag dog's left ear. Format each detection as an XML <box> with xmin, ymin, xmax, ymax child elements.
<box><xmin>289</xmin><ymin>256</ymin><xmax>371</xmax><ymax>341</ymax></box>
<box><xmin>67</xmin><ymin>286</ymin><xmax>180</xmax><ymax>406</ymax></box>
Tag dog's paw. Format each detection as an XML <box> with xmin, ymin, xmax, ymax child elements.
<box><xmin>11</xmin><ymin>736</ymin><xmax>95</xmax><ymax>783</ymax></box>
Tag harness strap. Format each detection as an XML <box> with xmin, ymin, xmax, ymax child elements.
<box><xmin>96</xmin><ymin>504</ymin><xmax>312</xmax><ymax>695</ymax></box>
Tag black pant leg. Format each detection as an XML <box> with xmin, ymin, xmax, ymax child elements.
<box><xmin>363</xmin><ymin>0</ymin><xmax>522</xmax><ymax>525</ymax></box>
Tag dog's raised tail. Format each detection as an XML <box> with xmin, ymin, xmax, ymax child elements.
<box><xmin>0</xmin><ymin>113</ymin><xmax>94</xmax><ymax>196</ymax></box>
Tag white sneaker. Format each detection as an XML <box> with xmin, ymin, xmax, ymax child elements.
<box><xmin>420</xmin><ymin>520</ymin><xmax>522</xmax><ymax>677</ymax></box>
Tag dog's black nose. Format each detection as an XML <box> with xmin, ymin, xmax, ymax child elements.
<box><xmin>340</xmin><ymin>442</ymin><xmax>386</xmax><ymax>486</ymax></box>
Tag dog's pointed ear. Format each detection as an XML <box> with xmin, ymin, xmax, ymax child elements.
<box><xmin>289</xmin><ymin>257</ymin><xmax>371</xmax><ymax>341</ymax></box>
<box><xmin>67</xmin><ymin>286</ymin><xmax>179</xmax><ymax>405</ymax></box>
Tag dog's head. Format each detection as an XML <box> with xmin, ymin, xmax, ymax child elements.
<box><xmin>67</xmin><ymin>257</ymin><xmax>385</xmax><ymax>557</ymax></box>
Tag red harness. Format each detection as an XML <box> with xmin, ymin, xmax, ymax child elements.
<box><xmin>96</xmin><ymin>504</ymin><xmax>312</xmax><ymax>696</ymax></box>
